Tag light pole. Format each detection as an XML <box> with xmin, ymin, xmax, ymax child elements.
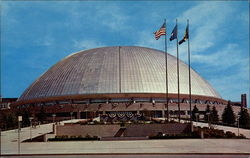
<box><xmin>18</xmin><ymin>116</ymin><xmax>22</xmax><ymax>155</ymax></box>
<box><xmin>29</xmin><ymin>117</ymin><xmax>33</xmax><ymax>141</ymax></box>
<box><xmin>237</xmin><ymin>114</ymin><xmax>240</xmax><ymax>136</ymax></box>
<box><xmin>70</xmin><ymin>112</ymin><xmax>73</xmax><ymax>122</ymax></box>
<box><xmin>206</xmin><ymin>112</ymin><xmax>210</xmax><ymax>128</ymax></box>
<box><xmin>195</xmin><ymin>113</ymin><xmax>199</xmax><ymax>126</ymax></box>
<box><xmin>0</xmin><ymin>127</ymin><xmax>1</xmax><ymax>156</ymax></box>
<box><xmin>52</xmin><ymin>114</ymin><xmax>56</xmax><ymax>124</ymax></box>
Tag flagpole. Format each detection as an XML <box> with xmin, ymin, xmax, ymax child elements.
<box><xmin>176</xmin><ymin>19</ymin><xmax>181</xmax><ymax>122</ymax></box>
<box><xmin>164</xmin><ymin>19</ymin><xmax>169</xmax><ymax>121</ymax></box>
<box><xmin>187</xmin><ymin>19</ymin><xmax>193</xmax><ymax>131</ymax></box>
<box><xmin>119</xmin><ymin>46</ymin><xmax>121</xmax><ymax>93</ymax></box>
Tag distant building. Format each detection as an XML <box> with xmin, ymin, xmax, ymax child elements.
<box><xmin>231</xmin><ymin>101</ymin><xmax>241</xmax><ymax>107</ymax></box>
<box><xmin>0</xmin><ymin>98</ymin><xmax>18</xmax><ymax>110</ymax></box>
<box><xmin>231</xmin><ymin>94</ymin><xmax>248</xmax><ymax>108</ymax></box>
<box><xmin>241</xmin><ymin>94</ymin><xmax>247</xmax><ymax>108</ymax></box>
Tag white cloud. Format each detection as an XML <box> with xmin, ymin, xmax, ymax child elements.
<box><xmin>135</xmin><ymin>30</ymin><xmax>164</xmax><ymax>51</ymax></box>
<box><xmin>65</xmin><ymin>3</ymin><xmax>130</xmax><ymax>32</ymax></box>
<box><xmin>96</xmin><ymin>5</ymin><xmax>129</xmax><ymax>31</ymax></box>
<box><xmin>73</xmin><ymin>39</ymin><xmax>105</xmax><ymax>50</ymax></box>
<box><xmin>239</xmin><ymin>11</ymin><xmax>249</xmax><ymax>24</ymax></box>
<box><xmin>192</xmin><ymin>43</ymin><xmax>249</xmax><ymax>102</ymax></box>
<box><xmin>192</xmin><ymin>44</ymin><xmax>248</xmax><ymax>69</ymax></box>
<box><xmin>135</xmin><ymin>2</ymin><xmax>235</xmax><ymax>63</ymax></box>
<box><xmin>209</xmin><ymin>65</ymin><xmax>249</xmax><ymax>102</ymax></box>
<box><xmin>2</xmin><ymin>2</ymin><xmax>19</xmax><ymax>32</ymax></box>
<box><xmin>175</xmin><ymin>2</ymin><xmax>249</xmax><ymax>105</ymax></box>
<box><xmin>178</xmin><ymin>1</ymin><xmax>233</xmax><ymax>53</ymax></box>
<box><xmin>201</xmin><ymin>43</ymin><xmax>249</xmax><ymax>103</ymax></box>
<box><xmin>35</xmin><ymin>34</ymin><xmax>55</xmax><ymax>46</ymax></box>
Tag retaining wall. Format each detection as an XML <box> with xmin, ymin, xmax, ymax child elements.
<box><xmin>56</xmin><ymin>124</ymin><xmax>120</xmax><ymax>137</ymax></box>
<box><xmin>124</xmin><ymin>123</ymin><xmax>190</xmax><ymax>137</ymax></box>
<box><xmin>56</xmin><ymin>123</ymin><xmax>190</xmax><ymax>138</ymax></box>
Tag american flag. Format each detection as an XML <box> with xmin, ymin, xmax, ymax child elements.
<box><xmin>154</xmin><ymin>22</ymin><xmax>166</xmax><ymax>40</ymax></box>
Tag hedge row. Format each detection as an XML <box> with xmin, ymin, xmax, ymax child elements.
<box><xmin>48</xmin><ymin>135</ymin><xmax>100</xmax><ymax>141</ymax></box>
<box><xmin>149</xmin><ymin>127</ymin><xmax>246</xmax><ymax>139</ymax></box>
<box><xmin>149</xmin><ymin>133</ymin><xmax>199</xmax><ymax>139</ymax></box>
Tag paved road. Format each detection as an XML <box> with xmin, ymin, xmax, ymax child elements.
<box><xmin>2</xmin><ymin>139</ymin><xmax>250</xmax><ymax>155</ymax></box>
<box><xmin>1</xmin><ymin>154</ymin><xmax>250</xmax><ymax>158</ymax></box>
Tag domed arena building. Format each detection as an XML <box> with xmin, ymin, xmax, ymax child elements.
<box><xmin>12</xmin><ymin>46</ymin><xmax>237</xmax><ymax>122</ymax></box>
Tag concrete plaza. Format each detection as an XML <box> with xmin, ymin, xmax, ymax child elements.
<box><xmin>1</xmin><ymin>119</ymin><xmax>250</xmax><ymax>155</ymax></box>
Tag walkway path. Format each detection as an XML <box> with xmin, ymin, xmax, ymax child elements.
<box><xmin>194</xmin><ymin>121</ymin><xmax>250</xmax><ymax>138</ymax></box>
<box><xmin>171</xmin><ymin>118</ymin><xmax>250</xmax><ymax>138</ymax></box>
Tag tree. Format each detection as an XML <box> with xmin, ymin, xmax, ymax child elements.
<box><xmin>192</xmin><ymin>105</ymin><xmax>199</xmax><ymax>121</ymax></box>
<box><xmin>222</xmin><ymin>101</ymin><xmax>235</xmax><ymax>125</ymax></box>
<box><xmin>0</xmin><ymin>111</ymin><xmax>8</xmax><ymax>130</ymax></box>
<box><xmin>142</xmin><ymin>109</ymin><xmax>151</xmax><ymax>121</ymax></box>
<box><xmin>239</xmin><ymin>108</ymin><xmax>250</xmax><ymax>128</ymax></box>
<box><xmin>210</xmin><ymin>106</ymin><xmax>219</xmax><ymax>124</ymax></box>
<box><xmin>37</xmin><ymin>106</ymin><xmax>46</xmax><ymax>123</ymax></box>
<box><xmin>6</xmin><ymin>113</ymin><xmax>17</xmax><ymax>129</ymax></box>
<box><xmin>204</xmin><ymin>105</ymin><xmax>211</xmax><ymax>122</ymax></box>
<box><xmin>22</xmin><ymin>109</ymin><xmax>31</xmax><ymax>127</ymax></box>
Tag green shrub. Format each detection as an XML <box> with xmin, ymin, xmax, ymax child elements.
<box><xmin>192</xmin><ymin>130</ymin><xmax>201</xmax><ymax>138</ymax></box>
<box><xmin>85</xmin><ymin>134</ymin><xmax>91</xmax><ymax>138</ymax></box>
<box><xmin>237</xmin><ymin>134</ymin><xmax>246</xmax><ymax>139</ymax></box>
<box><xmin>48</xmin><ymin>134</ymin><xmax>100</xmax><ymax>141</ymax></box>
<box><xmin>170</xmin><ymin>120</ymin><xmax>176</xmax><ymax>123</ymax></box>
<box><xmin>93</xmin><ymin>136</ymin><xmax>98</xmax><ymax>139</ymax></box>
<box><xmin>225</xmin><ymin>131</ymin><xmax>236</xmax><ymax>138</ymax></box>
<box><xmin>120</xmin><ymin>122</ymin><xmax>125</xmax><ymax>127</ymax></box>
<box><xmin>70</xmin><ymin>136</ymin><xmax>77</xmax><ymax>139</ymax></box>
<box><xmin>156</xmin><ymin>132</ymin><xmax>163</xmax><ymax>137</ymax></box>
<box><xmin>149</xmin><ymin>133</ymin><xmax>199</xmax><ymax>139</ymax></box>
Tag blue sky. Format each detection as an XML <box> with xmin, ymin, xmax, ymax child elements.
<box><xmin>1</xmin><ymin>1</ymin><xmax>249</xmax><ymax>107</ymax></box>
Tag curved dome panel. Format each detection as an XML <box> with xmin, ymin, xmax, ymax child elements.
<box><xmin>19</xmin><ymin>46</ymin><xmax>221</xmax><ymax>101</ymax></box>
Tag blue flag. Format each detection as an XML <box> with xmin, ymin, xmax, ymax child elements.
<box><xmin>169</xmin><ymin>25</ymin><xmax>177</xmax><ymax>41</ymax></box>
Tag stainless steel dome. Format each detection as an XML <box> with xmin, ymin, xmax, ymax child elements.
<box><xmin>18</xmin><ymin>46</ymin><xmax>221</xmax><ymax>101</ymax></box>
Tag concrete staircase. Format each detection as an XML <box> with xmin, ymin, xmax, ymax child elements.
<box><xmin>101</xmin><ymin>136</ymin><xmax>147</xmax><ymax>141</ymax></box>
<box><xmin>114</xmin><ymin>128</ymin><xmax>126</xmax><ymax>137</ymax></box>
